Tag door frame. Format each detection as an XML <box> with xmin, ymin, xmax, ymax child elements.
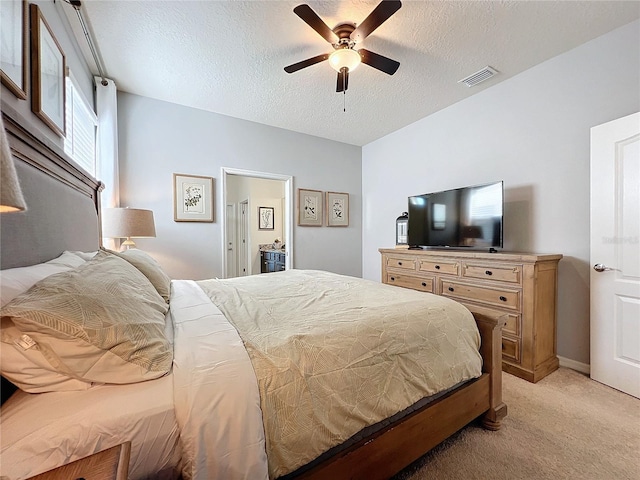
<box><xmin>221</xmin><ymin>167</ymin><xmax>293</xmax><ymax>278</ymax></box>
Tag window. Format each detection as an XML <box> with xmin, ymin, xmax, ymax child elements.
<box><xmin>64</xmin><ymin>73</ymin><xmax>97</xmax><ymax>176</ymax></box>
<box><xmin>469</xmin><ymin>182</ymin><xmax>502</xmax><ymax>218</ymax></box>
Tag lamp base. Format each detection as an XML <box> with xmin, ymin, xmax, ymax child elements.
<box><xmin>120</xmin><ymin>238</ymin><xmax>137</xmax><ymax>251</ymax></box>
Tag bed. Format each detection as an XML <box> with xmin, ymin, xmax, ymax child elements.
<box><xmin>0</xmin><ymin>109</ymin><xmax>506</xmax><ymax>480</ymax></box>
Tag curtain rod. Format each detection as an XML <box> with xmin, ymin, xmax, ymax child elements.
<box><xmin>64</xmin><ymin>0</ymin><xmax>109</xmax><ymax>86</ymax></box>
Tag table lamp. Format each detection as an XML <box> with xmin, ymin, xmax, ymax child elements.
<box><xmin>103</xmin><ymin>207</ymin><xmax>156</xmax><ymax>250</ymax></box>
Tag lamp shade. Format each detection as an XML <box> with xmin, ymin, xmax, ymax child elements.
<box><xmin>329</xmin><ymin>48</ymin><xmax>361</xmax><ymax>72</ymax></box>
<box><xmin>0</xmin><ymin>116</ymin><xmax>27</xmax><ymax>213</ymax></box>
<box><xmin>103</xmin><ymin>208</ymin><xmax>156</xmax><ymax>239</ymax></box>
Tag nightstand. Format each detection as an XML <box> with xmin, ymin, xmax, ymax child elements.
<box><xmin>27</xmin><ymin>442</ymin><xmax>131</xmax><ymax>480</ymax></box>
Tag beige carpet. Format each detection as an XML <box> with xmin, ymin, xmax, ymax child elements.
<box><xmin>393</xmin><ymin>368</ymin><xmax>640</xmax><ymax>480</ymax></box>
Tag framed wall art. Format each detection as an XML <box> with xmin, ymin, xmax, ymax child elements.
<box><xmin>30</xmin><ymin>4</ymin><xmax>66</xmax><ymax>136</ymax></box>
<box><xmin>327</xmin><ymin>191</ymin><xmax>349</xmax><ymax>227</ymax></box>
<box><xmin>173</xmin><ymin>173</ymin><xmax>214</xmax><ymax>222</ymax></box>
<box><xmin>258</xmin><ymin>206</ymin><xmax>274</xmax><ymax>230</ymax></box>
<box><xmin>1</xmin><ymin>0</ymin><xmax>28</xmax><ymax>99</ymax></box>
<box><xmin>298</xmin><ymin>188</ymin><xmax>323</xmax><ymax>226</ymax></box>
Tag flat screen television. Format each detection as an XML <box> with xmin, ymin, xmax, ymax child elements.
<box><xmin>407</xmin><ymin>181</ymin><xmax>504</xmax><ymax>249</ymax></box>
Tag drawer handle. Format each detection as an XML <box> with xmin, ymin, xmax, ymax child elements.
<box><xmin>499</xmin><ymin>296</ymin><xmax>507</xmax><ymax>302</ymax></box>
<box><xmin>398</xmin><ymin>261</ymin><xmax>403</xmax><ymax>266</ymax></box>
<box><xmin>435</xmin><ymin>265</ymin><xmax>441</xmax><ymax>270</ymax></box>
<box><xmin>421</xmin><ymin>282</ymin><xmax>427</xmax><ymax>287</ymax></box>
<box><xmin>390</xmin><ymin>277</ymin><xmax>395</xmax><ymax>281</ymax></box>
<box><xmin>448</xmin><ymin>286</ymin><xmax>454</xmax><ymax>292</ymax></box>
<box><xmin>485</xmin><ymin>270</ymin><xmax>493</xmax><ymax>276</ymax></box>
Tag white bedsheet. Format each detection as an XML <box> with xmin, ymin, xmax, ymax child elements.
<box><xmin>0</xmin><ymin>311</ymin><xmax>181</xmax><ymax>480</ymax></box>
<box><xmin>170</xmin><ymin>280</ymin><xmax>268</xmax><ymax>480</ymax></box>
<box><xmin>0</xmin><ymin>374</ymin><xmax>181</xmax><ymax>479</ymax></box>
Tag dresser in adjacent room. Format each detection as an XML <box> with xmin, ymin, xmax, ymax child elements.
<box><xmin>379</xmin><ymin>248</ymin><xmax>562</xmax><ymax>383</ymax></box>
<box><xmin>261</xmin><ymin>249</ymin><xmax>286</xmax><ymax>273</ymax></box>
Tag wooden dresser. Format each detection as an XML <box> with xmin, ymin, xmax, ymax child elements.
<box><xmin>379</xmin><ymin>248</ymin><xmax>562</xmax><ymax>383</ymax></box>
<box><xmin>261</xmin><ymin>249</ymin><xmax>286</xmax><ymax>273</ymax></box>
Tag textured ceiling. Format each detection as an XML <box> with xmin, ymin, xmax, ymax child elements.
<box><xmin>66</xmin><ymin>1</ymin><xmax>639</xmax><ymax>146</ymax></box>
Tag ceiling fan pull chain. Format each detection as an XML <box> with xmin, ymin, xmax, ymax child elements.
<box><xmin>343</xmin><ymin>90</ymin><xmax>346</xmax><ymax>113</ymax></box>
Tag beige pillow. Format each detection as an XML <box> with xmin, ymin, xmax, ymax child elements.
<box><xmin>0</xmin><ymin>251</ymin><xmax>171</xmax><ymax>392</ymax></box>
<box><xmin>105</xmin><ymin>249</ymin><xmax>171</xmax><ymax>303</ymax></box>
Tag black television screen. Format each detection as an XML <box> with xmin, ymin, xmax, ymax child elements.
<box><xmin>407</xmin><ymin>181</ymin><xmax>503</xmax><ymax>249</ymax></box>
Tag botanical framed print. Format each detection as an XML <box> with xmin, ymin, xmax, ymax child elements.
<box><xmin>327</xmin><ymin>191</ymin><xmax>349</xmax><ymax>227</ymax></box>
<box><xmin>298</xmin><ymin>188</ymin><xmax>323</xmax><ymax>226</ymax></box>
<box><xmin>1</xmin><ymin>0</ymin><xmax>27</xmax><ymax>99</ymax></box>
<box><xmin>30</xmin><ymin>4</ymin><xmax>66</xmax><ymax>136</ymax></box>
<box><xmin>173</xmin><ymin>173</ymin><xmax>214</xmax><ymax>222</ymax></box>
<box><xmin>258</xmin><ymin>207</ymin><xmax>274</xmax><ymax>230</ymax></box>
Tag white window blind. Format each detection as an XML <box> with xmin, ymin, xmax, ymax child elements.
<box><xmin>470</xmin><ymin>183</ymin><xmax>502</xmax><ymax>218</ymax></box>
<box><xmin>64</xmin><ymin>74</ymin><xmax>97</xmax><ymax>176</ymax></box>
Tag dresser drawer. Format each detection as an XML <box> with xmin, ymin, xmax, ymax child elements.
<box><xmin>440</xmin><ymin>280</ymin><xmax>520</xmax><ymax>311</ymax></box>
<box><xmin>385</xmin><ymin>256</ymin><xmax>416</xmax><ymax>271</ymax></box>
<box><xmin>502</xmin><ymin>336</ymin><xmax>521</xmax><ymax>363</ymax></box>
<box><xmin>461</xmin><ymin>304</ymin><xmax>521</xmax><ymax>337</ymax></box>
<box><xmin>462</xmin><ymin>262</ymin><xmax>521</xmax><ymax>284</ymax></box>
<box><xmin>386</xmin><ymin>273</ymin><xmax>434</xmax><ymax>293</ymax></box>
<box><xmin>418</xmin><ymin>259</ymin><xmax>459</xmax><ymax>276</ymax></box>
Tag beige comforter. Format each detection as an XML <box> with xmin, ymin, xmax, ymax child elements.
<box><xmin>197</xmin><ymin>270</ymin><xmax>482</xmax><ymax>478</ymax></box>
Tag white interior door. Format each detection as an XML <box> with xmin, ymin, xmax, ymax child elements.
<box><xmin>225</xmin><ymin>204</ymin><xmax>237</xmax><ymax>278</ymax></box>
<box><xmin>238</xmin><ymin>200</ymin><xmax>249</xmax><ymax>277</ymax></box>
<box><xmin>590</xmin><ymin>112</ymin><xmax>640</xmax><ymax>398</ymax></box>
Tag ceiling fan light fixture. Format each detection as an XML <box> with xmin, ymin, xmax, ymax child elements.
<box><xmin>329</xmin><ymin>48</ymin><xmax>361</xmax><ymax>72</ymax></box>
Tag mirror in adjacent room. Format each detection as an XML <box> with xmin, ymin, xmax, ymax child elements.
<box><xmin>221</xmin><ymin>168</ymin><xmax>293</xmax><ymax>279</ymax></box>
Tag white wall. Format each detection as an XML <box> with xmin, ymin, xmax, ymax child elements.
<box><xmin>362</xmin><ymin>20</ymin><xmax>640</xmax><ymax>365</ymax></box>
<box><xmin>118</xmin><ymin>92</ymin><xmax>362</xmax><ymax>280</ymax></box>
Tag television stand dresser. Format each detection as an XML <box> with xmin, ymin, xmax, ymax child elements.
<box><xmin>379</xmin><ymin>248</ymin><xmax>562</xmax><ymax>383</ymax></box>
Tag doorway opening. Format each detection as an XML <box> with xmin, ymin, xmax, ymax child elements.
<box><xmin>221</xmin><ymin>168</ymin><xmax>293</xmax><ymax>279</ymax></box>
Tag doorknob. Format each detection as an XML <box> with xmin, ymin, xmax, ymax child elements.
<box><xmin>593</xmin><ymin>263</ymin><xmax>614</xmax><ymax>272</ymax></box>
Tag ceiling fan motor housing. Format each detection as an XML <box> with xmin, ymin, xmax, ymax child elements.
<box><xmin>333</xmin><ymin>23</ymin><xmax>356</xmax><ymax>43</ymax></box>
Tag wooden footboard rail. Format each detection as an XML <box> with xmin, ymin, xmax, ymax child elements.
<box><xmin>292</xmin><ymin>312</ymin><xmax>507</xmax><ymax>480</ymax></box>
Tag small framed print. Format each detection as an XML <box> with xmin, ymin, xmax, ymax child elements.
<box><xmin>327</xmin><ymin>191</ymin><xmax>349</xmax><ymax>227</ymax></box>
<box><xmin>258</xmin><ymin>207</ymin><xmax>274</xmax><ymax>230</ymax></box>
<box><xmin>30</xmin><ymin>4</ymin><xmax>66</xmax><ymax>136</ymax></box>
<box><xmin>173</xmin><ymin>173</ymin><xmax>214</xmax><ymax>222</ymax></box>
<box><xmin>298</xmin><ymin>188</ymin><xmax>323</xmax><ymax>226</ymax></box>
<box><xmin>1</xmin><ymin>0</ymin><xmax>28</xmax><ymax>99</ymax></box>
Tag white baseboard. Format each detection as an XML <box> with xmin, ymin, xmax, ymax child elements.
<box><xmin>558</xmin><ymin>356</ymin><xmax>590</xmax><ymax>375</ymax></box>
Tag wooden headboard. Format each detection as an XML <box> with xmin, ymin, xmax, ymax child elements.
<box><xmin>1</xmin><ymin>109</ymin><xmax>103</xmax><ymax>269</ymax></box>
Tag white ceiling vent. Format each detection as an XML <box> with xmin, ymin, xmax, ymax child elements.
<box><xmin>458</xmin><ymin>66</ymin><xmax>499</xmax><ymax>87</ymax></box>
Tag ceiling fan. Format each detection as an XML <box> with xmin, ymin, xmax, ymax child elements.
<box><xmin>284</xmin><ymin>1</ymin><xmax>402</xmax><ymax>93</ymax></box>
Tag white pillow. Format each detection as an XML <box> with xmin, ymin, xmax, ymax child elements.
<box><xmin>69</xmin><ymin>250</ymin><xmax>98</xmax><ymax>261</ymax></box>
<box><xmin>1</xmin><ymin>251</ymin><xmax>88</xmax><ymax>308</ymax></box>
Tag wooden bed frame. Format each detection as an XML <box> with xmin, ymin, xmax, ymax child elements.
<box><xmin>1</xmin><ymin>109</ymin><xmax>506</xmax><ymax>479</ymax></box>
<box><xmin>296</xmin><ymin>313</ymin><xmax>506</xmax><ymax>479</ymax></box>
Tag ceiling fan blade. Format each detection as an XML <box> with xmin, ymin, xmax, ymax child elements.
<box><xmin>294</xmin><ymin>4</ymin><xmax>339</xmax><ymax>44</ymax></box>
<box><xmin>284</xmin><ymin>53</ymin><xmax>330</xmax><ymax>73</ymax></box>
<box><xmin>358</xmin><ymin>49</ymin><xmax>400</xmax><ymax>75</ymax></box>
<box><xmin>351</xmin><ymin>0</ymin><xmax>402</xmax><ymax>43</ymax></box>
<box><xmin>336</xmin><ymin>68</ymin><xmax>349</xmax><ymax>92</ymax></box>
